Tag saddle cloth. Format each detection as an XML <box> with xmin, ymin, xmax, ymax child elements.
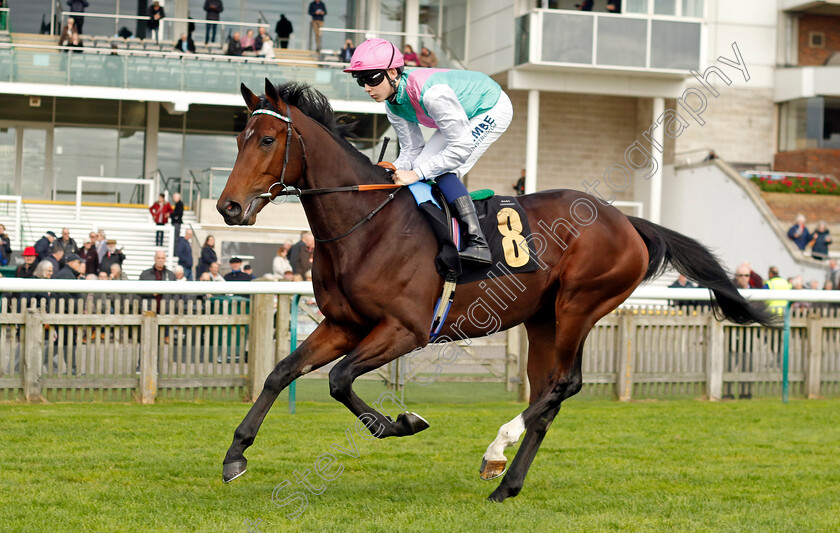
<box><xmin>408</xmin><ymin>181</ymin><xmax>539</xmax><ymax>284</ymax></box>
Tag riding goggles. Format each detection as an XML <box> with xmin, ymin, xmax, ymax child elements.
<box><xmin>353</xmin><ymin>70</ymin><xmax>387</xmax><ymax>87</ymax></box>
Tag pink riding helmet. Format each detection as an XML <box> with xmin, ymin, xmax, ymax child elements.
<box><xmin>343</xmin><ymin>38</ymin><xmax>405</xmax><ymax>73</ymax></box>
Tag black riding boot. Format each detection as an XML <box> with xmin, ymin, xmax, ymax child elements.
<box><xmin>451</xmin><ymin>195</ymin><xmax>491</xmax><ymax>264</ymax></box>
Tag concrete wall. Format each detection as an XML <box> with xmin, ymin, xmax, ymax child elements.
<box><xmin>469</xmin><ymin>89</ymin><xmax>642</xmax><ymax>199</ymax></box>
<box><xmin>661</xmin><ymin>162</ymin><xmax>826</xmax><ymax>282</ymax></box>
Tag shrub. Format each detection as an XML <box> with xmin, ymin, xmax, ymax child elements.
<box><xmin>750</xmin><ymin>175</ymin><xmax>840</xmax><ymax>196</ymax></box>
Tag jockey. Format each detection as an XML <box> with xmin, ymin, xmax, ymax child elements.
<box><xmin>345</xmin><ymin>38</ymin><xmax>513</xmax><ymax>264</ymax></box>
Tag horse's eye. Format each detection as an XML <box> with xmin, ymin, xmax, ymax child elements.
<box><xmin>261</xmin><ymin>136</ymin><xmax>275</xmax><ymax>147</ymax></box>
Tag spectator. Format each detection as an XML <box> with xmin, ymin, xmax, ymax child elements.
<box><xmin>149</xmin><ymin>193</ymin><xmax>173</xmax><ymax>247</ymax></box>
<box><xmin>67</xmin><ymin>0</ymin><xmax>88</xmax><ymax>34</ymax></box>
<box><xmin>764</xmin><ymin>266</ymin><xmax>792</xmax><ymax>315</ymax></box>
<box><xmin>109</xmin><ymin>263</ymin><xmax>128</xmax><ymax>281</ymax></box>
<box><xmin>58</xmin><ymin>16</ymin><xmax>79</xmax><ymax>46</ymax></box>
<box><xmin>208</xmin><ymin>261</ymin><xmax>224</xmax><ymax>281</ymax></box>
<box><xmin>16</xmin><ymin>247</ymin><xmax>38</xmax><ymax>278</ymax></box>
<box><xmin>170</xmin><ymin>192</ymin><xmax>184</xmax><ymax>238</ymax></box>
<box><xmin>733</xmin><ymin>264</ymin><xmax>751</xmax><ymax>289</ymax></box>
<box><xmin>275</xmin><ymin>14</ymin><xmax>293</xmax><ymax>49</ymax></box>
<box><xmin>826</xmin><ymin>258</ymin><xmax>839</xmax><ymax>289</ymax></box>
<box><xmin>196</xmin><ymin>235</ymin><xmax>217</xmax><ymax>278</ymax></box>
<box><xmin>99</xmin><ymin>239</ymin><xmax>126</xmax><ymax>275</ymax></box>
<box><xmin>577</xmin><ymin>0</ymin><xmax>594</xmax><ymax>11</ymax></box>
<box><xmin>513</xmin><ymin>169</ymin><xmax>525</xmax><ymax>196</ymax></box>
<box><xmin>45</xmin><ymin>246</ymin><xmax>64</xmax><ymax>278</ymax></box>
<box><xmin>339</xmin><ymin>39</ymin><xmax>355</xmax><ymax>62</ymax></box>
<box><xmin>224</xmin><ymin>257</ymin><xmax>251</xmax><ymax>281</ymax></box>
<box><xmin>0</xmin><ymin>223</ymin><xmax>11</xmax><ymax>266</ymax></box>
<box><xmin>242</xmin><ymin>264</ymin><xmax>255</xmax><ymax>279</ymax></box>
<box><xmin>174</xmin><ymin>265</ymin><xmax>187</xmax><ymax>281</ymax></box>
<box><xmin>55</xmin><ymin>227</ymin><xmax>78</xmax><ymax>255</ymax></box>
<box><xmin>606</xmin><ymin>0</ymin><xmax>621</xmax><ymax>13</ymax></box>
<box><xmin>175</xmin><ymin>33</ymin><xmax>196</xmax><ymax>53</ymax></box>
<box><xmin>254</xmin><ymin>26</ymin><xmax>268</xmax><ymax>51</ymax></box>
<box><xmin>810</xmin><ymin>221</ymin><xmax>831</xmax><ymax>261</ymax></box>
<box><xmin>272</xmin><ymin>245</ymin><xmax>292</xmax><ymax>279</ymax></box>
<box><xmin>258</xmin><ymin>35</ymin><xmax>275</xmax><ymax>59</ymax></box>
<box><xmin>241</xmin><ymin>29</ymin><xmax>256</xmax><ymax>52</ymax></box>
<box><xmin>79</xmin><ymin>239</ymin><xmax>99</xmax><ymax>275</ymax></box>
<box><xmin>147</xmin><ymin>1</ymin><xmax>165</xmax><ymax>43</ymax></box>
<box><xmin>139</xmin><ymin>249</ymin><xmax>176</xmax><ymax>313</ymax></box>
<box><xmin>669</xmin><ymin>274</ymin><xmax>695</xmax><ymax>288</ymax></box>
<box><xmin>308</xmin><ymin>0</ymin><xmax>327</xmax><ymax>51</ymax></box>
<box><xmin>68</xmin><ymin>33</ymin><xmax>84</xmax><ymax>52</ymax></box>
<box><xmin>226</xmin><ymin>31</ymin><xmax>243</xmax><ymax>56</ymax></box>
<box><xmin>288</xmin><ymin>231</ymin><xmax>314</xmax><ymax>276</ymax></box>
<box><xmin>736</xmin><ymin>261</ymin><xmax>765</xmax><ymax>289</ymax></box>
<box><xmin>95</xmin><ymin>229</ymin><xmax>108</xmax><ymax>261</ymax></box>
<box><xmin>203</xmin><ymin>0</ymin><xmax>223</xmax><ymax>44</ymax></box>
<box><xmin>23</xmin><ymin>261</ymin><xmax>53</xmax><ymax>307</ymax></box>
<box><xmin>418</xmin><ymin>46</ymin><xmax>437</xmax><ymax>68</ymax></box>
<box><xmin>34</xmin><ymin>231</ymin><xmax>57</xmax><ymax>262</ymax></box>
<box><xmin>787</xmin><ymin>214</ymin><xmax>811</xmax><ymax>251</ymax></box>
<box><xmin>175</xmin><ymin>228</ymin><xmax>194</xmax><ymax>280</ymax></box>
<box><xmin>54</xmin><ymin>252</ymin><xmax>84</xmax><ymax>281</ymax></box>
<box><xmin>402</xmin><ymin>44</ymin><xmax>419</xmax><ymax>67</ymax></box>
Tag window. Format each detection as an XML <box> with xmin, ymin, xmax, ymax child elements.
<box><xmin>809</xmin><ymin>31</ymin><xmax>825</xmax><ymax>49</ymax></box>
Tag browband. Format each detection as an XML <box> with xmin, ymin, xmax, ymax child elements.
<box><xmin>251</xmin><ymin>109</ymin><xmax>292</xmax><ymax>123</ymax></box>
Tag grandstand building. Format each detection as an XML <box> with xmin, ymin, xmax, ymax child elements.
<box><xmin>0</xmin><ymin>0</ymin><xmax>836</xmax><ymax>279</ymax></box>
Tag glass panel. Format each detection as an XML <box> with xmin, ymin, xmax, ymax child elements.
<box><xmin>442</xmin><ymin>0</ymin><xmax>467</xmax><ymax>61</ymax></box>
<box><xmin>654</xmin><ymin>0</ymin><xmax>676</xmax><ymax>15</ymax></box>
<box><xmin>515</xmin><ymin>15</ymin><xmax>530</xmax><ymax>66</ymax></box>
<box><xmin>158</xmin><ymin>131</ymin><xmax>185</xmax><ymax>187</ymax></box>
<box><xmin>649</xmin><ymin>20</ymin><xmax>700</xmax><ymax>70</ymax></box>
<box><xmin>55</xmin><ymin>98</ymin><xmax>119</xmax><ymax>126</ymax></box>
<box><xmin>21</xmin><ymin>129</ymin><xmax>46</xmax><ymax>200</ymax></box>
<box><xmin>53</xmin><ymin>127</ymin><xmax>119</xmax><ymax>202</ymax></box>
<box><xmin>625</xmin><ymin>0</ymin><xmax>649</xmax><ymax>14</ymax></box>
<box><xmin>184</xmin><ymin>133</ymin><xmax>238</xmax><ymax>198</ymax></box>
<box><xmin>542</xmin><ymin>12</ymin><xmax>593</xmax><ymax>64</ymax></box>
<box><xmin>823</xmin><ymin>97</ymin><xmax>840</xmax><ymax>148</ymax></box>
<box><xmin>0</xmin><ymin>127</ymin><xmax>15</xmax><ymax>196</ymax></box>
<box><xmin>681</xmin><ymin>0</ymin><xmax>704</xmax><ymax>17</ymax></box>
<box><xmin>596</xmin><ymin>17</ymin><xmax>646</xmax><ymax>68</ymax></box>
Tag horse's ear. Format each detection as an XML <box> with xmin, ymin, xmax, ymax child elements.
<box><xmin>240</xmin><ymin>83</ymin><xmax>261</xmax><ymax>112</ymax></box>
<box><xmin>264</xmin><ymin>78</ymin><xmax>280</xmax><ymax>108</ymax></box>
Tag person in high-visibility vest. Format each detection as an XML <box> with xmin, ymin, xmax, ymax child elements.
<box><xmin>764</xmin><ymin>266</ymin><xmax>791</xmax><ymax>314</ymax></box>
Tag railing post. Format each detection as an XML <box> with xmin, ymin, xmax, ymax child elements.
<box><xmin>23</xmin><ymin>308</ymin><xmax>44</xmax><ymax>402</ymax></box>
<box><xmin>806</xmin><ymin>311</ymin><xmax>824</xmax><ymax>399</ymax></box>
<box><xmin>616</xmin><ymin>310</ymin><xmax>636</xmax><ymax>401</ymax></box>
<box><xmin>517</xmin><ymin>324</ymin><xmax>529</xmax><ymax>403</ymax></box>
<box><xmin>248</xmin><ymin>293</ymin><xmax>276</xmax><ymax>402</ymax></box>
<box><xmin>707</xmin><ymin>313</ymin><xmax>724</xmax><ymax>401</ymax></box>
<box><xmin>139</xmin><ymin>310</ymin><xmax>158</xmax><ymax>404</ymax></box>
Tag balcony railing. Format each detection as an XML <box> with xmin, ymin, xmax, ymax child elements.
<box><xmin>517</xmin><ymin>9</ymin><xmax>702</xmax><ymax>74</ymax></box>
<box><xmin>0</xmin><ymin>43</ymin><xmax>368</xmax><ymax>102</ymax></box>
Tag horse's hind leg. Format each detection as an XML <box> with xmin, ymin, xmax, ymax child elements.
<box><xmin>222</xmin><ymin>321</ymin><xmax>357</xmax><ymax>482</ymax></box>
<box><xmin>484</xmin><ymin>319</ymin><xmax>588</xmax><ymax>502</ymax></box>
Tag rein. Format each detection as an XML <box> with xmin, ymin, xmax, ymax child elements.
<box><xmin>251</xmin><ymin>104</ymin><xmax>404</xmax><ymax>243</ymax></box>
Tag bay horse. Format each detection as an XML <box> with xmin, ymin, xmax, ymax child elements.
<box><xmin>216</xmin><ymin>80</ymin><xmax>773</xmax><ymax>502</ymax></box>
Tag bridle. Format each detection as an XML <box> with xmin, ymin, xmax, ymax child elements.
<box><xmin>251</xmin><ymin>101</ymin><xmax>404</xmax><ymax>243</ymax></box>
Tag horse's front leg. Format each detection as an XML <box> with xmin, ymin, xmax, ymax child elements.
<box><xmin>328</xmin><ymin>318</ymin><xmax>429</xmax><ymax>438</ymax></box>
<box><xmin>222</xmin><ymin>320</ymin><xmax>357</xmax><ymax>482</ymax></box>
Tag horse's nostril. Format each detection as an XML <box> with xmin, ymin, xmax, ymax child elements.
<box><xmin>224</xmin><ymin>201</ymin><xmax>242</xmax><ymax>217</ymax></box>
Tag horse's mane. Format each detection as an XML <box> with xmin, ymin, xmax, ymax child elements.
<box><xmin>259</xmin><ymin>82</ymin><xmax>387</xmax><ymax>175</ymax></box>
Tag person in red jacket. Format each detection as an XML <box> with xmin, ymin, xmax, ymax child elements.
<box><xmin>149</xmin><ymin>193</ymin><xmax>173</xmax><ymax>246</ymax></box>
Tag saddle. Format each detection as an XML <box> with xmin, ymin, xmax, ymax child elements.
<box><xmin>407</xmin><ymin>181</ymin><xmax>539</xmax><ymax>338</ymax></box>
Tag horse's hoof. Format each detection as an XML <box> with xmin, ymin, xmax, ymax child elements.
<box><xmin>487</xmin><ymin>484</ymin><xmax>520</xmax><ymax>502</ymax></box>
<box><xmin>479</xmin><ymin>458</ymin><xmax>507</xmax><ymax>480</ymax></box>
<box><xmin>396</xmin><ymin>412</ymin><xmax>430</xmax><ymax>435</ymax></box>
<box><xmin>223</xmin><ymin>460</ymin><xmax>247</xmax><ymax>483</ymax></box>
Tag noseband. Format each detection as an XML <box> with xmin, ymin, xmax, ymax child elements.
<box><xmin>250</xmin><ymin>100</ymin><xmax>404</xmax><ymax>243</ymax></box>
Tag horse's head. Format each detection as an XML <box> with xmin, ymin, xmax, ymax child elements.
<box><xmin>217</xmin><ymin>79</ymin><xmax>306</xmax><ymax>226</ymax></box>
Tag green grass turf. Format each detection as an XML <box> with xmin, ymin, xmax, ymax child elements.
<box><xmin>1</xmin><ymin>382</ymin><xmax>840</xmax><ymax>532</ymax></box>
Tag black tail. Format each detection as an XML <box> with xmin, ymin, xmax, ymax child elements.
<box><xmin>628</xmin><ymin>216</ymin><xmax>776</xmax><ymax>327</ymax></box>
